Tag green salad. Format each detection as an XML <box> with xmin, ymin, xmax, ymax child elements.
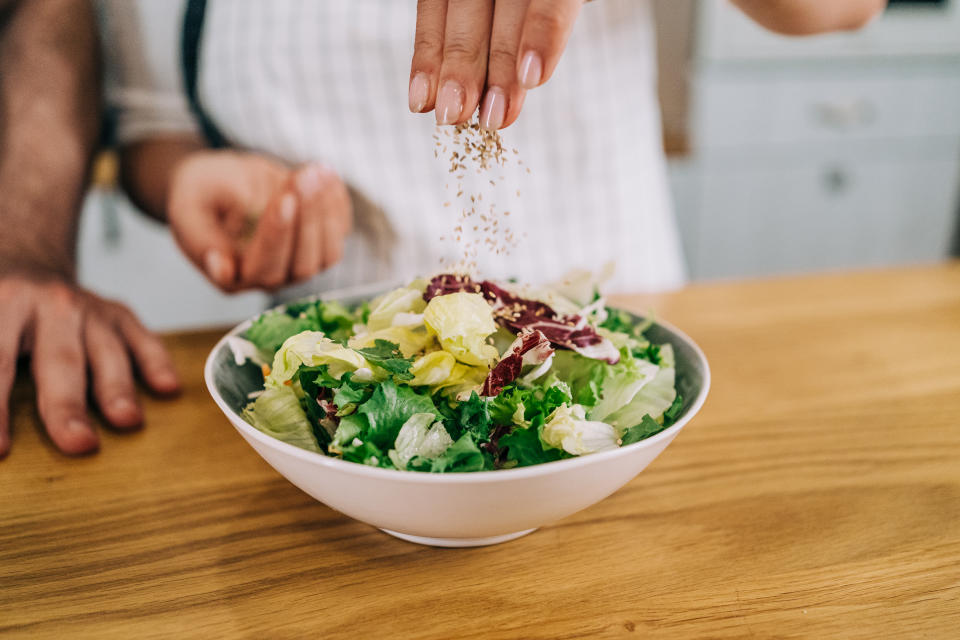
<box><xmin>232</xmin><ymin>274</ymin><xmax>682</xmax><ymax>473</ymax></box>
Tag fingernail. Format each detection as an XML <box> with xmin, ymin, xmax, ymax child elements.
<box><xmin>154</xmin><ymin>369</ymin><xmax>181</xmax><ymax>392</ymax></box>
<box><xmin>67</xmin><ymin>419</ymin><xmax>90</xmax><ymax>435</ymax></box>
<box><xmin>480</xmin><ymin>87</ymin><xmax>506</xmax><ymax>131</ymax></box>
<box><xmin>519</xmin><ymin>51</ymin><xmax>543</xmax><ymax>89</ymax></box>
<box><xmin>110</xmin><ymin>397</ymin><xmax>138</xmax><ymax>418</ymax></box>
<box><xmin>295</xmin><ymin>164</ymin><xmax>325</xmax><ymax>197</ymax></box>
<box><xmin>436</xmin><ymin>80</ymin><xmax>464</xmax><ymax>125</ymax></box>
<box><xmin>204</xmin><ymin>250</ymin><xmax>227</xmax><ymax>282</ymax></box>
<box><xmin>408</xmin><ymin>72</ymin><xmax>430</xmax><ymax>113</ymax></box>
<box><xmin>280</xmin><ymin>193</ymin><xmax>297</xmax><ymax>223</ymax></box>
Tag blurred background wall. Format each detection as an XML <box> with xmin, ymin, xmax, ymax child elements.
<box><xmin>78</xmin><ymin>0</ymin><xmax>960</xmax><ymax>330</ymax></box>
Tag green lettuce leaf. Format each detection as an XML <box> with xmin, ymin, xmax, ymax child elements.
<box><xmin>487</xmin><ymin>382</ymin><xmax>571</xmax><ymax>428</ymax></box>
<box><xmin>436</xmin><ymin>391</ymin><xmax>491</xmax><ymax>442</ymax></box>
<box><xmin>247</xmin><ymin>300</ymin><xmax>360</xmax><ymax>354</ymax></box>
<box><xmin>356</xmin><ymin>339</ymin><xmax>415</xmax><ymax>381</ymax></box>
<box><xmin>499</xmin><ymin>425</ymin><xmax>564</xmax><ymax>467</ymax></box>
<box><xmin>621</xmin><ymin>414</ymin><xmax>667</xmax><ymax>445</ymax></box>
<box><xmin>605</xmin><ymin>358</ymin><xmax>677</xmax><ymax>432</ymax></box>
<box><xmin>663</xmin><ymin>390</ymin><xmax>684</xmax><ymax>425</ymax></box>
<box><xmin>330</xmin><ymin>413</ymin><xmax>389</xmax><ymax>467</ymax></box>
<box><xmin>412</xmin><ymin>433</ymin><xmax>490</xmax><ymax>473</ymax></box>
<box><xmin>358</xmin><ymin>379</ymin><xmax>440</xmax><ymax>450</ymax></box>
<box><xmin>295</xmin><ymin>365</ymin><xmax>333</xmax><ymax>448</ymax></box>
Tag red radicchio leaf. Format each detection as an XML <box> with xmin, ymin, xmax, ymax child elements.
<box><xmin>424</xmin><ymin>274</ymin><xmax>620</xmax><ymax>365</ymax></box>
<box><xmin>480</xmin><ymin>329</ymin><xmax>554</xmax><ymax>397</ymax></box>
<box><xmin>318</xmin><ymin>397</ymin><xmax>340</xmax><ymax>437</ymax></box>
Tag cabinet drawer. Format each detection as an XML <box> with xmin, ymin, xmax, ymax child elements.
<box><xmin>691</xmin><ymin>67</ymin><xmax>960</xmax><ymax>150</ymax></box>
<box><xmin>689</xmin><ymin>145</ymin><xmax>960</xmax><ymax>279</ymax></box>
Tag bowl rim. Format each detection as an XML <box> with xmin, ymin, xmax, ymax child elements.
<box><xmin>204</xmin><ymin>286</ymin><xmax>711</xmax><ymax>485</ymax></box>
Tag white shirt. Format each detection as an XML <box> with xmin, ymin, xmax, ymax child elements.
<box><xmin>100</xmin><ymin>0</ymin><xmax>686</xmax><ymax>295</ymax></box>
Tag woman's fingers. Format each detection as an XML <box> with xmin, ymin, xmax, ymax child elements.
<box><xmin>85</xmin><ymin>314</ymin><xmax>142</xmax><ymax>429</ymax></box>
<box><xmin>409</xmin><ymin>0</ymin><xmax>448</xmax><ymax>113</ymax></box>
<box><xmin>240</xmin><ymin>187</ymin><xmax>299</xmax><ymax>289</ymax></box>
<box><xmin>320</xmin><ymin>175</ymin><xmax>353</xmax><ymax>270</ymax></box>
<box><xmin>517</xmin><ymin>0</ymin><xmax>583</xmax><ymax>89</ymax></box>
<box><xmin>435</xmin><ymin>0</ymin><xmax>495</xmax><ymax>125</ymax></box>
<box><xmin>412</xmin><ymin>0</ymin><xmax>584</xmax><ymax>126</ymax></box>
<box><xmin>482</xmin><ymin>0</ymin><xmax>529</xmax><ymax>130</ymax></box>
<box><xmin>31</xmin><ymin>289</ymin><xmax>99</xmax><ymax>455</ymax></box>
<box><xmin>291</xmin><ymin>165</ymin><xmax>327</xmax><ymax>281</ymax></box>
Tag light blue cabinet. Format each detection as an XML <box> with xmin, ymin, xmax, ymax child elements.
<box><xmin>665</xmin><ymin>0</ymin><xmax>960</xmax><ymax>280</ymax></box>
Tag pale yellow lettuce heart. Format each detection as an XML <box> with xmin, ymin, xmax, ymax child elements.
<box><xmin>348</xmin><ymin>325</ymin><xmax>434</xmax><ymax>359</ymax></box>
<box><xmin>423</xmin><ymin>292</ymin><xmax>498</xmax><ymax>366</ymax></box>
<box><xmin>266</xmin><ymin>331</ymin><xmax>370</xmax><ymax>388</ymax></box>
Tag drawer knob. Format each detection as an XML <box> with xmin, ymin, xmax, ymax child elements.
<box><xmin>823</xmin><ymin>167</ymin><xmax>852</xmax><ymax>194</ymax></box>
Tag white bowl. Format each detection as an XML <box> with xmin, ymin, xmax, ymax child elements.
<box><xmin>204</xmin><ymin>287</ymin><xmax>710</xmax><ymax>547</ymax></box>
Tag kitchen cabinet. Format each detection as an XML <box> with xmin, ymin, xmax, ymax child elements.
<box><xmin>662</xmin><ymin>0</ymin><xmax>960</xmax><ymax>280</ymax></box>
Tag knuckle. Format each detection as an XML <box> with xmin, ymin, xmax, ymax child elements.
<box><xmin>45</xmin><ymin>282</ymin><xmax>79</xmax><ymax>309</ymax></box>
<box><xmin>258</xmin><ymin>271</ymin><xmax>286</xmax><ymax>290</ymax></box>
<box><xmin>292</xmin><ymin>261</ymin><xmax>317</xmax><ymax>281</ymax></box>
<box><xmin>528</xmin><ymin>8</ymin><xmax>567</xmax><ymax>38</ymax></box>
<box><xmin>36</xmin><ymin>390</ymin><xmax>85</xmax><ymax>418</ymax></box>
<box><xmin>414</xmin><ymin>33</ymin><xmax>443</xmax><ymax>58</ymax></box>
<box><xmin>443</xmin><ymin>38</ymin><xmax>484</xmax><ymax>64</ymax></box>
<box><xmin>488</xmin><ymin>46</ymin><xmax>518</xmax><ymax>73</ymax></box>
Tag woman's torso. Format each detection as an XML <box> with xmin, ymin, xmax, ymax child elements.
<box><xmin>105</xmin><ymin>0</ymin><xmax>686</xmax><ymax>294</ymax></box>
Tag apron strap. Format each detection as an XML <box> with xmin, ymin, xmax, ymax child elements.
<box><xmin>181</xmin><ymin>0</ymin><xmax>229</xmax><ymax>148</ymax></box>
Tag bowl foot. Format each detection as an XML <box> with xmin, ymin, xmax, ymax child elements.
<box><xmin>380</xmin><ymin>528</ymin><xmax>537</xmax><ymax>547</ymax></box>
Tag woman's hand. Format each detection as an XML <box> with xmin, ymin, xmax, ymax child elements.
<box><xmin>167</xmin><ymin>151</ymin><xmax>353</xmax><ymax>292</ymax></box>
<box><xmin>408</xmin><ymin>0</ymin><xmax>586</xmax><ymax>130</ymax></box>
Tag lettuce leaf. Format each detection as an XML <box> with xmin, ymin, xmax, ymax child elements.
<box><xmin>358</xmin><ymin>379</ymin><xmax>440</xmax><ymax>450</ymax></box>
<box><xmin>411</xmin><ymin>433</ymin><xmax>490</xmax><ymax>473</ymax></box>
<box><xmin>247</xmin><ymin>300</ymin><xmax>358</xmax><ymax>352</ymax></box>
<box><xmin>366</xmin><ymin>287</ymin><xmax>426</xmax><ymax>331</ymax></box>
<box><xmin>605</xmin><ymin>356</ymin><xmax>677</xmax><ymax>432</ymax></box>
<box><xmin>423</xmin><ymin>292</ymin><xmax>498</xmax><ymax>366</ymax></box>
<box><xmin>621</xmin><ymin>414</ymin><xmax>667</xmax><ymax>445</ymax></box>
<box><xmin>540</xmin><ymin>404</ymin><xmax>619</xmax><ymax>455</ymax></box>
<box><xmin>330</xmin><ymin>413</ymin><xmax>387</xmax><ymax>467</ymax></box>
<box><xmin>388</xmin><ymin>413</ymin><xmax>454</xmax><ymax>469</ymax></box>
<box><xmin>355</xmin><ymin>339</ymin><xmax>415</xmax><ymax>381</ymax></box>
<box><xmin>243</xmin><ymin>386</ymin><xmax>321</xmax><ymax>453</ymax></box>
<box><xmin>588</xmin><ymin>357</ymin><xmax>660</xmax><ymax>423</ymax></box>
<box><xmin>499</xmin><ymin>425</ymin><xmax>563</xmax><ymax>467</ymax></box>
<box><xmin>266</xmin><ymin>332</ymin><xmax>369</xmax><ymax>388</ymax></box>
<box><xmin>435</xmin><ymin>391</ymin><xmax>491</xmax><ymax>442</ymax></box>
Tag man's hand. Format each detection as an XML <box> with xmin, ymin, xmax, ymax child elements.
<box><xmin>166</xmin><ymin>151</ymin><xmax>353</xmax><ymax>292</ymax></box>
<box><xmin>408</xmin><ymin>0</ymin><xmax>587</xmax><ymax>130</ymax></box>
<box><xmin>0</xmin><ymin>273</ymin><xmax>179</xmax><ymax>457</ymax></box>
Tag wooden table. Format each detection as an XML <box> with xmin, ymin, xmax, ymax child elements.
<box><xmin>3</xmin><ymin>264</ymin><xmax>959</xmax><ymax>639</ymax></box>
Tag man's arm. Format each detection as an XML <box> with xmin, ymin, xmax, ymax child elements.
<box><xmin>0</xmin><ymin>0</ymin><xmax>100</xmax><ymax>277</ymax></box>
<box><xmin>0</xmin><ymin>0</ymin><xmax>179</xmax><ymax>458</ymax></box>
<box><xmin>731</xmin><ymin>0</ymin><xmax>887</xmax><ymax>36</ymax></box>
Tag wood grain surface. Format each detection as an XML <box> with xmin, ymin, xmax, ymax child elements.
<box><xmin>2</xmin><ymin>264</ymin><xmax>959</xmax><ymax>639</ymax></box>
